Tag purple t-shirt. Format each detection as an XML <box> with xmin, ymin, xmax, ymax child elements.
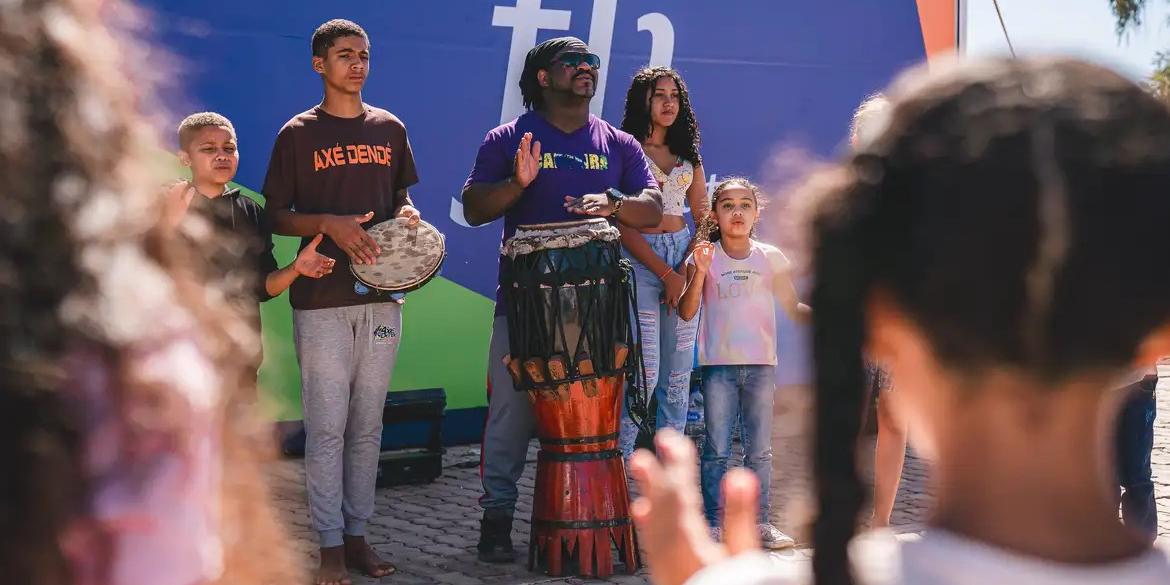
<box><xmin>463</xmin><ymin>112</ymin><xmax>657</xmax><ymax>313</ymax></box>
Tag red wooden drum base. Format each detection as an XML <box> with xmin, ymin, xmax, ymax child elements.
<box><xmin>527</xmin><ymin>375</ymin><xmax>639</xmax><ymax>577</ymax></box>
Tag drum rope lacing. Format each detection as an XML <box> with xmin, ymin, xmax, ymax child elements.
<box><xmin>503</xmin><ymin>242</ymin><xmax>654</xmax><ymax>443</ymax></box>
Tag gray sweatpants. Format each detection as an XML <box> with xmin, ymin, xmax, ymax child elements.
<box><xmin>293</xmin><ymin>303</ymin><xmax>402</xmax><ymax>547</ymax></box>
<box><xmin>480</xmin><ymin>315</ymin><xmax>536</xmax><ymax>513</ymax></box>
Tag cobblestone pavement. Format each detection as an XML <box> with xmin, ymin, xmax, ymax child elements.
<box><xmin>269</xmin><ymin>375</ymin><xmax>1169</xmax><ymax>584</ymax></box>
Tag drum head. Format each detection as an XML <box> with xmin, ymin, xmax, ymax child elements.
<box><xmin>350</xmin><ymin>218</ymin><xmax>446</xmax><ymax>293</ymax></box>
<box><xmin>503</xmin><ymin>218</ymin><xmax>620</xmax><ymax>258</ymax></box>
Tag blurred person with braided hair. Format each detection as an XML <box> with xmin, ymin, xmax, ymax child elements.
<box><xmin>629</xmin><ymin>56</ymin><xmax>1170</xmax><ymax>585</ymax></box>
<box><xmin>850</xmin><ymin>93</ymin><xmax>911</xmax><ymax>530</ymax></box>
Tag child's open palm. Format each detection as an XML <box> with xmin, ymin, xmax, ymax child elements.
<box><xmin>161</xmin><ymin>179</ymin><xmax>196</xmax><ymax>230</ymax></box>
<box><xmin>692</xmin><ymin>241</ymin><xmax>714</xmax><ymax>272</ymax></box>
<box><xmin>293</xmin><ymin>234</ymin><xmax>336</xmax><ymax>279</ymax></box>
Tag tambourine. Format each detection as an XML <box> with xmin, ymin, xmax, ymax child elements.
<box><xmin>350</xmin><ymin>218</ymin><xmax>446</xmax><ymax>293</ymax></box>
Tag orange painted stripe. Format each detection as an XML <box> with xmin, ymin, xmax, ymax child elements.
<box><xmin>916</xmin><ymin>0</ymin><xmax>958</xmax><ymax>61</ymax></box>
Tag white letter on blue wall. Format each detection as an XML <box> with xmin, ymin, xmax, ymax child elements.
<box><xmin>492</xmin><ymin>0</ymin><xmax>572</xmax><ymax>124</ymax></box>
<box><xmin>587</xmin><ymin>0</ymin><xmax>618</xmax><ymax>117</ymax></box>
<box><xmin>637</xmin><ymin>12</ymin><xmax>674</xmax><ymax>68</ymax></box>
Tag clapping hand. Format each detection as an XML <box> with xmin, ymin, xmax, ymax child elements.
<box><xmin>514</xmin><ymin>132</ymin><xmax>541</xmax><ymax>188</ymax></box>
<box><xmin>629</xmin><ymin>430</ymin><xmax>764</xmax><ymax>585</ymax></box>
<box><xmin>293</xmin><ymin>234</ymin><xmax>336</xmax><ymax>278</ymax></box>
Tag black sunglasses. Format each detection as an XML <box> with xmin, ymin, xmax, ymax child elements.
<box><xmin>554</xmin><ymin>52</ymin><xmax>601</xmax><ymax>70</ymax></box>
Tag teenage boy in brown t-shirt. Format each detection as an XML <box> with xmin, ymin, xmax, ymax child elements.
<box><xmin>262</xmin><ymin>19</ymin><xmax>421</xmax><ymax>585</ymax></box>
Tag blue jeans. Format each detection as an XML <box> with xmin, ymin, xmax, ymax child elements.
<box><xmin>619</xmin><ymin>228</ymin><xmax>699</xmax><ymax>455</ymax></box>
<box><xmin>700</xmin><ymin>365</ymin><xmax>775</xmax><ymax>525</ymax></box>
<box><xmin>1116</xmin><ymin>375</ymin><xmax>1158</xmax><ymax>541</ymax></box>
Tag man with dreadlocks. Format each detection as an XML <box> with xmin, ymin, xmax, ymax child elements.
<box><xmin>462</xmin><ymin>36</ymin><xmax>663</xmax><ymax>563</ymax></box>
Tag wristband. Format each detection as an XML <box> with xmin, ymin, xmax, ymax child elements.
<box><xmin>605</xmin><ymin>187</ymin><xmax>626</xmax><ymax>217</ymax></box>
<box><xmin>657</xmin><ymin>266</ymin><xmax>674</xmax><ymax>280</ymax></box>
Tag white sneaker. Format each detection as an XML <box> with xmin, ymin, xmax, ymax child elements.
<box><xmin>758</xmin><ymin>523</ymin><xmax>796</xmax><ymax>550</ymax></box>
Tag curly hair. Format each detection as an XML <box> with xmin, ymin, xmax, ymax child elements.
<box><xmin>620</xmin><ymin>67</ymin><xmax>702</xmax><ymax>165</ymax></box>
<box><xmin>701</xmin><ymin>177</ymin><xmax>764</xmax><ymax>243</ymax></box>
<box><xmin>803</xmin><ymin>57</ymin><xmax>1170</xmax><ymax>585</ymax></box>
<box><xmin>0</xmin><ymin>1</ymin><xmax>296</xmax><ymax>583</ymax></box>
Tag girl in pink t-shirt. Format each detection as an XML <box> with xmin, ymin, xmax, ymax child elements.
<box><xmin>678</xmin><ymin>178</ymin><xmax>809</xmax><ymax>549</ymax></box>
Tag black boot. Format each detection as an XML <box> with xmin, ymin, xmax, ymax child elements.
<box><xmin>477</xmin><ymin>509</ymin><xmax>515</xmax><ymax>563</ymax></box>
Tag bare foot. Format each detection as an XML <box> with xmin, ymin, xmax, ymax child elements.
<box><xmin>316</xmin><ymin>546</ymin><xmax>351</xmax><ymax>585</ymax></box>
<box><xmin>344</xmin><ymin>535</ymin><xmax>395</xmax><ymax>578</ymax></box>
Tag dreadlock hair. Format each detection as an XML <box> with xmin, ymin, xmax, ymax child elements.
<box><xmin>519</xmin><ymin>36</ymin><xmax>588</xmax><ymax>112</ymax></box>
<box><xmin>311</xmin><ymin>18</ymin><xmax>368</xmax><ymax>58</ymax></box>
<box><xmin>620</xmin><ymin>66</ymin><xmax>702</xmax><ymax>166</ymax></box>
<box><xmin>803</xmin><ymin>57</ymin><xmax>1170</xmax><ymax>585</ymax></box>
<box><xmin>703</xmin><ymin>177</ymin><xmax>764</xmax><ymax>244</ymax></box>
<box><xmin>519</xmin><ymin>60</ymin><xmax>544</xmax><ymax>112</ymax></box>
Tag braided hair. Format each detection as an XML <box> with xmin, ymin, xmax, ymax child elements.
<box><xmin>804</xmin><ymin>57</ymin><xmax>1170</xmax><ymax>585</ymax></box>
<box><xmin>620</xmin><ymin>66</ymin><xmax>702</xmax><ymax>166</ymax></box>
<box><xmin>519</xmin><ymin>36</ymin><xmax>588</xmax><ymax>112</ymax></box>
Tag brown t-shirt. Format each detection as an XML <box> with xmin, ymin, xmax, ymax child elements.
<box><xmin>262</xmin><ymin>105</ymin><xmax>419</xmax><ymax>309</ymax></box>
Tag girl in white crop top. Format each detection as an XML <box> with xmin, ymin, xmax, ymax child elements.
<box><xmin>615</xmin><ymin>67</ymin><xmax>711</xmax><ymax>454</ymax></box>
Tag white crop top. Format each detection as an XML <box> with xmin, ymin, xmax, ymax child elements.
<box><xmin>646</xmin><ymin>153</ymin><xmax>694</xmax><ymax>217</ymax></box>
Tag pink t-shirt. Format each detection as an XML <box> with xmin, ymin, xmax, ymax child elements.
<box><xmin>688</xmin><ymin>240</ymin><xmax>790</xmax><ymax>366</ymax></box>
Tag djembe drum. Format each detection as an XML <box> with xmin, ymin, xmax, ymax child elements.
<box><xmin>501</xmin><ymin>218</ymin><xmax>645</xmax><ymax>578</ymax></box>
